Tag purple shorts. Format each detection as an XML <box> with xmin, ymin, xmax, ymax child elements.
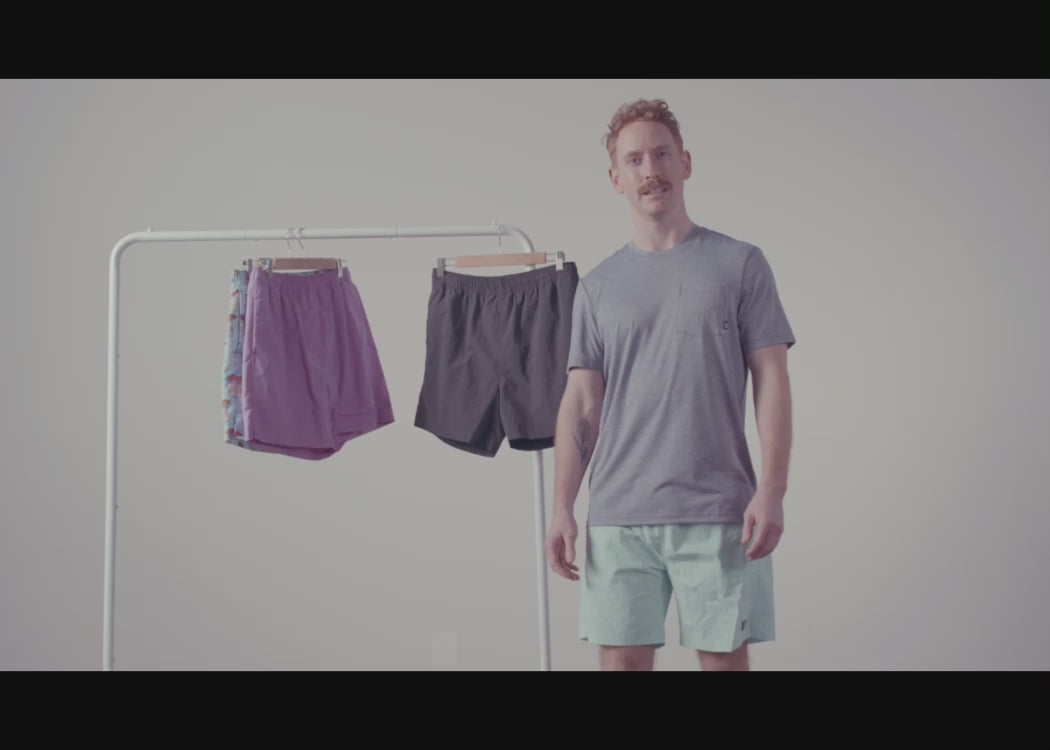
<box><xmin>241</xmin><ymin>266</ymin><xmax>394</xmax><ymax>460</ymax></box>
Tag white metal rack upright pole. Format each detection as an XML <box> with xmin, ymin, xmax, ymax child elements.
<box><xmin>104</xmin><ymin>225</ymin><xmax>551</xmax><ymax>671</ymax></box>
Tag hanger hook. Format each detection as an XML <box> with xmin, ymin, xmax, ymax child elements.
<box><xmin>285</xmin><ymin>228</ymin><xmax>294</xmax><ymax>256</ymax></box>
<box><xmin>296</xmin><ymin>227</ymin><xmax>306</xmax><ymax>255</ymax></box>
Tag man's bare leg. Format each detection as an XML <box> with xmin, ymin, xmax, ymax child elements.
<box><xmin>697</xmin><ymin>643</ymin><xmax>750</xmax><ymax>671</ymax></box>
<box><xmin>599</xmin><ymin>645</ymin><xmax>657</xmax><ymax>671</ymax></box>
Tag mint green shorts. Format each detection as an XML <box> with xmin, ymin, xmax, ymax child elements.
<box><xmin>579</xmin><ymin>523</ymin><xmax>774</xmax><ymax>652</ymax></box>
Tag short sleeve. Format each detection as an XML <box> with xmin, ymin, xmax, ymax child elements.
<box><xmin>738</xmin><ymin>246</ymin><xmax>796</xmax><ymax>352</ymax></box>
<box><xmin>566</xmin><ymin>279</ymin><xmax>604</xmax><ymax>373</ymax></box>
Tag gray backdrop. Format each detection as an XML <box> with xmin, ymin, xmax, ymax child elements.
<box><xmin>2</xmin><ymin>78</ymin><xmax>1047</xmax><ymax>670</ymax></box>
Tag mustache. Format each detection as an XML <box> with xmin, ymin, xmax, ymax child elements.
<box><xmin>639</xmin><ymin>178</ymin><xmax>671</xmax><ymax>196</ymax></box>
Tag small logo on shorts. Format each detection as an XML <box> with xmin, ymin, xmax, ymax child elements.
<box><xmin>740</xmin><ymin>619</ymin><xmax>748</xmax><ymax>631</ymax></box>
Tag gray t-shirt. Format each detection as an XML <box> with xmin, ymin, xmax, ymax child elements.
<box><xmin>567</xmin><ymin>224</ymin><xmax>796</xmax><ymax>526</ymax></box>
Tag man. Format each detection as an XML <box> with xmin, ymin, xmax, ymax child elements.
<box><xmin>544</xmin><ymin>99</ymin><xmax>795</xmax><ymax>671</ymax></box>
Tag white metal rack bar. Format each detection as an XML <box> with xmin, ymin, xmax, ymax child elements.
<box><xmin>104</xmin><ymin>224</ymin><xmax>552</xmax><ymax>671</ymax></box>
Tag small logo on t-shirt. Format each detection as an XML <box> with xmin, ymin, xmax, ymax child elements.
<box><xmin>740</xmin><ymin>618</ymin><xmax>748</xmax><ymax>631</ymax></box>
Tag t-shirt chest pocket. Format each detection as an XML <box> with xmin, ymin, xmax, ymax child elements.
<box><xmin>677</xmin><ymin>283</ymin><xmax>729</xmax><ymax>336</ymax></box>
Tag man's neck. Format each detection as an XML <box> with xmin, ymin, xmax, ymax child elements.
<box><xmin>631</xmin><ymin>213</ymin><xmax>696</xmax><ymax>252</ymax></box>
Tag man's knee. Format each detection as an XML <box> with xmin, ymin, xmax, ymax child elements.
<box><xmin>599</xmin><ymin>645</ymin><xmax>657</xmax><ymax>671</ymax></box>
<box><xmin>697</xmin><ymin>643</ymin><xmax>750</xmax><ymax>671</ymax></box>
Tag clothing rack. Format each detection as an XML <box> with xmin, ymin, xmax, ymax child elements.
<box><xmin>104</xmin><ymin>224</ymin><xmax>553</xmax><ymax>671</ymax></box>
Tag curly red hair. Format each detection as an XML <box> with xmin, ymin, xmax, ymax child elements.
<box><xmin>604</xmin><ymin>98</ymin><xmax>684</xmax><ymax>164</ymax></box>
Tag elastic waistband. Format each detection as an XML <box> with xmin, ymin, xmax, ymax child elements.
<box><xmin>433</xmin><ymin>261</ymin><xmax>578</xmax><ymax>291</ymax></box>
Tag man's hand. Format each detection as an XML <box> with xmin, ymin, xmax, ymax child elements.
<box><xmin>741</xmin><ymin>488</ymin><xmax>785</xmax><ymax>561</ymax></box>
<box><xmin>545</xmin><ymin>513</ymin><xmax>579</xmax><ymax>581</ymax></box>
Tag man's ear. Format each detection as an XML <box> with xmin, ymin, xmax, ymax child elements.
<box><xmin>609</xmin><ymin>167</ymin><xmax>624</xmax><ymax>194</ymax></box>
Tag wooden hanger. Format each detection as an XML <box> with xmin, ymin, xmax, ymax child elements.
<box><xmin>267</xmin><ymin>257</ymin><xmax>341</xmax><ymax>271</ymax></box>
<box><xmin>245</xmin><ymin>228</ymin><xmax>343</xmax><ymax>275</ymax></box>
<box><xmin>436</xmin><ymin>249</ymin><xmax>565</xmax><ymax>277</ymax></box>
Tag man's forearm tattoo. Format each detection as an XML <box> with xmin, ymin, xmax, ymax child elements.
<box><xmin>573</xmin><ymin>417</ymin><xmax>592</xmax><ymax>467</ymax></box>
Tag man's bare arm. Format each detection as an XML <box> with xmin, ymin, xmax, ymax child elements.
<box><xmin>553</xmin><ymin>367</ymin><xmax>605</xmax><ymax>517</ymax></box>
<box><xmin>545</xmin><ymin>367</ymin><xmax>605</xmax><ymax>580</ymax></box>
<box><xmin>741</xmin><ymin>343</ymin><xmax>792</xmax><ymax>560</ymax></box>
<box><xmin>747</xmin><ymin>343</ymin><xmax>792</xmax><ymax>496</ymax></box>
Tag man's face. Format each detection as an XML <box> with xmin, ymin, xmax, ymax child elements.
<box><xmin>609</xmin><ymin>119</ymin><xmax>692</xmax><ymax>219</ymax></box>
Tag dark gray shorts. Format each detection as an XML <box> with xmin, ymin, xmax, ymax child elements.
<box><xmin>414</xmin><ymin>262</ymin><xmax>579</xmax><ymax>457</ymax></box>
